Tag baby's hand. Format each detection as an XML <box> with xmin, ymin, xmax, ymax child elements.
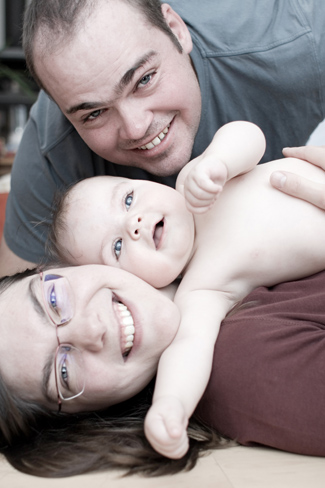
<box><xmin>184</xmin><ymin>156</ymin><xmax>228</xmax><ymax>214</ymax></box>
<box><xmin>144</xmin><ymin>396</ymin><xmax>189</xmax><ymax>459</ymax></box>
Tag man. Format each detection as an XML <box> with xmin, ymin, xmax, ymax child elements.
<box><xmin>1</xmin><ymin>0</ymin><xmax>325</xmax><ymax>276</ymax></box>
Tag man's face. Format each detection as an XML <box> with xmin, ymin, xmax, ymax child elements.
<box><xmin>35</xmin><ymin>2</ymin><xmax>202</xmax><ymax>177</ymax></box>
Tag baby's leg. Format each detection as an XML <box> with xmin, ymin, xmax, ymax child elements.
<box><xmin>197</xmin><ymin>271</ymin><xmax>325</xmax><ymax>456</ymax></box>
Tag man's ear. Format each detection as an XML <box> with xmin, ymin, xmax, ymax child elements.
<box><xmin>161</xmin><ymin>3</ymin><xmax>193</xmax><ymax>54</ymax></box>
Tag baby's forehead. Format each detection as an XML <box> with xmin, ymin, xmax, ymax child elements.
<box><xmin>70</xmin><ymin>176</ymin><xmax>126</xmax><ymax>198</ymax></box>
<box><xmin>77</xmin><ymin>175</ymin><xmax>126</xmax><ymax>191</ymax></box>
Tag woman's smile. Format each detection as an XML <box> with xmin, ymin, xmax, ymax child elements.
<box><xmin>0</xmin><ymin>265</ymin><xmax>180</xmax><ymax>413</ymax></box>
<box><xmin>113</xmin><ymin>300</ymin><xmax>135</xmax><ymax>358</ymax></box>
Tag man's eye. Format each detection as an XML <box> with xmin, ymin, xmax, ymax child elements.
<box><xmin>138</xmin><ymin>73</ymin><xmax>152</xmax><ymax>88</ymax></box>
<box><xmin>114</xmin><ymin>239</ymin><xmax>122</xmax><ymax>259</ymax></box>
<box><xmin>125</xmin><ymin>192</ymin><xmax>133</xmax><ymax>210</ymax></box>
<box><xmin>87</xmin><ymin>109</ymin><xmax>103</xmax><ymax>121</ymax></box>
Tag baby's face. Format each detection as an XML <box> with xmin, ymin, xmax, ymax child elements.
<box><xmin>60</xmin><ymin>176</ymin><xmax>195</xmax><ymax>288</ymax></box>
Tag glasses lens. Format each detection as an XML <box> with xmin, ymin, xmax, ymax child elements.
<box><xmin>42</xmin><ymin>273</ymin><xmax>74</xmax><ymax>325</ymax></box>
<box><xmin>56</xmin><ymin>345</ymin><xmax>85</xmax><ymax>400</ymax></box>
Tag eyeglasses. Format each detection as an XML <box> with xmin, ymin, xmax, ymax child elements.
<box><xmin>40</xmin><ymin>271</ymin><xmax>85</xmax><ymax>412</ymax></box>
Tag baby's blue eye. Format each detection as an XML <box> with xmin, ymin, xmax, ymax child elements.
<box><xmin>114</xmin><ymin>239</ymin><xmax>122</xmax><ymax>259</ymax></box>
<box><xmin>125</xmin><ymin>193</ymin><xmax>133</xmax><ymax>210</ymax></box>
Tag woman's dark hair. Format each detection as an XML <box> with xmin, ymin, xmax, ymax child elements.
<box><xmin>0</xmin><ymin>269</ymin><xmax>232</xmax><ymax>478</ymax></box>
<box><xmin>23</xmin><ymin>0</ymin><xmax>183</xmax><ymax>91</ymax></box>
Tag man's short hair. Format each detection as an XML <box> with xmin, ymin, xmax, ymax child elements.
<box><xmin>23</xmin><ymin>0</ymin><xmax>183</xmax><ymax>90</ymax></box>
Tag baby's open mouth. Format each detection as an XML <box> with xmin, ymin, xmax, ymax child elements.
<box><xmin>113</xmin><ymin>301</ymin><xmax>135</xmax><ymax>358</ymax></box>
<box><xmin>153</xmin><ymin>219</ymin><xmax>164</xmax><ymax>249</ymax></box>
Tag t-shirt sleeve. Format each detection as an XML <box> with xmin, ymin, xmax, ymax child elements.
<box><xmin>4</xmin><ymin>118</ymin><xmax>55</xmax><ymax>263</ymax></box>
<box><xmin>4</xmin><ymin>102</ymin><xmax>108</xmax><ymax>263</ymax></box>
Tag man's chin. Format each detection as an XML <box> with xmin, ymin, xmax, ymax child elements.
<box><xmin>136</xmin><ymin>151</ymin><xmax>193</xmax><ymax>177</ymax></box>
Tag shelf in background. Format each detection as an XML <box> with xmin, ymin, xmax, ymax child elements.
<box><xmin>0</xmin><ymin>47</ymin><xmax>25</xmax><ymax>61</ymax></box>
<box><xmin>0</xmin><ymin>92</ymin><xmax>35</xmax><ymax>106</ymax></box>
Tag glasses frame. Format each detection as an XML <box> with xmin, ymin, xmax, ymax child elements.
<box><xmin>39</xmin><ymin>271</ymin><xmax>85</xmax><ymax>412</ymax></box>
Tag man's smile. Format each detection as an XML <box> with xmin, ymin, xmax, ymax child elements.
<box><xmin>138</xmin><ymin>123</ymin><xmax>171</xmax><ymax>150</ymax></box>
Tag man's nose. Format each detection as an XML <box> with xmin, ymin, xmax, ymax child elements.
<box><xmin>126</xmin><ymin>213</ymin><xmax>142</xmax><ymax>240</ymax></box>
<box><xmin>118</xmin><ymin>101</ymin><xmax>153</xmax><ymax>141</ymax></box>
<box><xmin>58</xmin><ymin>317</ymin><xmax>105</xmax><ymax>353</ymax></box>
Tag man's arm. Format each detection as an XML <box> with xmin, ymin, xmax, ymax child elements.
<box><xmin>0</xmin><ymin>236</ymin><xmax>36</xmax><ymax>277</ymax></box>
<box><xmin>270</xmin><ymin>146</ymin><xmax>325</xmax><ymax>209</ymax></box>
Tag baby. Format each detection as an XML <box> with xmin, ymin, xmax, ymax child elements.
<box><xmin>49</xmin><ymin>121</ymin><xmax>325</xmax><ymax>459</ymax></box>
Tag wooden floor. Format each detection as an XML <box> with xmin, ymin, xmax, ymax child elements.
<box><xmin>1</xmin><ymin>446</ymin><xmax>325</xmax><ymax>487</ymax></box>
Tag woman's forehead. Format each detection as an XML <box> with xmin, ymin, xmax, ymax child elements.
<box><xmin>0</xmin><ymin>275</ymin><xmax>55</xmax><ymax>402</ymax></box>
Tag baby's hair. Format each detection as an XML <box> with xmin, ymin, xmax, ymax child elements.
<box><xmin>46</xmin><ymin>183</ymin><xmax>79</xmax><ymax>264</ymax></box>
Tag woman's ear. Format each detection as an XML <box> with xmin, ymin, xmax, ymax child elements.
<box><xmin>161</xmin><ymin>3</ymin><xmax>193</xmax><ymax>54</ymax></box>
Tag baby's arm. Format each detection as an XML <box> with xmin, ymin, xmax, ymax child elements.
<box><xmin>144</xmin><ymin>289</ymin><xmax>232</xmax><ymax>458</ymax></box>
<box><xmin>176</xmin><ymin>121</ymin><xmax>266</xmax><ymax>213</ymax></box>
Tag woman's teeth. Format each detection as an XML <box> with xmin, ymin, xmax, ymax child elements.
<box><xmin>138</xmin><ymin>124</ymin><xmax>170</xmax><ymax>150</ymax></box>
<box><xmin>115</xmin><ymin>302</ymin><xmax>135</xmax><ymax>357</ymax></box>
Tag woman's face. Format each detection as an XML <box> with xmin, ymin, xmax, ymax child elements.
<box><xmin>0</xmin><ymin>265</ymin><xmax>180</xmax><ymax>412</ymax></box>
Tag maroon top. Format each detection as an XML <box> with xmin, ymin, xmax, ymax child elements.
<box><xmin>197</xmin><ymin>271</ymin><xmax>325</xmax><ymax>456</ymax></box>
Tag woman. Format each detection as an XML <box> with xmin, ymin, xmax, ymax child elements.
<box><xmin>1</xmin><ymin>262</ymin><xmax>325</xmax><ymax>478</ymax></box>
<box><xmin>0</xmin><ymin>264</ymin><xmax>226</xmax><ymax>477</ymax></box>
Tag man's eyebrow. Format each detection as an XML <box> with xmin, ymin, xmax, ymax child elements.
<box><xmin>115</xmin><ymin>51</ymin><xmax>157</xmax><ymax>95</ymax></box>
<box><xmin>66</xmin><ymin>51</ymin><xmax>157</xmax><ymax>115</ymax></box>
<box><xmin>28</xmin><ymin>277</ymin><xmax>56</xmax><ymax>404</ymax></box>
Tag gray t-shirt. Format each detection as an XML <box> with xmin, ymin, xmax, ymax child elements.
<box><xmin>5</xmin><ymin>0</ymin><xmax>325</xmax><ymax>262</ymax></box>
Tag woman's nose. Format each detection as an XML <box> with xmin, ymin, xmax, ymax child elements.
<box><xmin>58</xmin><ymin>317</ymin><xmax>105</xmax><ymax>353</ymax></box>
<box><xmin>126</xmin><ymin>214</ymin><xmax>142</xmax><ymax>240</ymax></box>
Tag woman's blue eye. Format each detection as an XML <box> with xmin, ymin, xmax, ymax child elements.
<box><xmin>114</xmin><ymin>239</ymin><xmax>122</xmax><ymax>259</ymax></box>
<box><xmin>49</xmin><ymin>285</ymin><xmax>57</xmax><ymax>310</ymax></box>
<box><xmin>125</xmin><ymin>193</ymin><xmax>133</xmax><ymax>210</ymax></box>
<box><xmin>59</xmin><ymin>349</ymin><xmax>70</xmax><ymax>389</ymax></box>
<box><xmin>61</xmin><ymin>363</ymin><xmax>68</xmax><ymax>382</ymax></box>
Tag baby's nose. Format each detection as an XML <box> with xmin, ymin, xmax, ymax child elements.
<box><xmin>127</xmin><ymin>214</ymin><xmax>142</xmax><ymax>239</ymax></box>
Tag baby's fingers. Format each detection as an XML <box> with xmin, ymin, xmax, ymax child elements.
<box><xmin>185</xmin><ymin>191</ymin><xmax>217</xmax><ymax>213</ymax></box>
<box><xmin>187</xmin><ymin>172</ymin><xmax>223</xmax><ymax>197</ymax></box>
